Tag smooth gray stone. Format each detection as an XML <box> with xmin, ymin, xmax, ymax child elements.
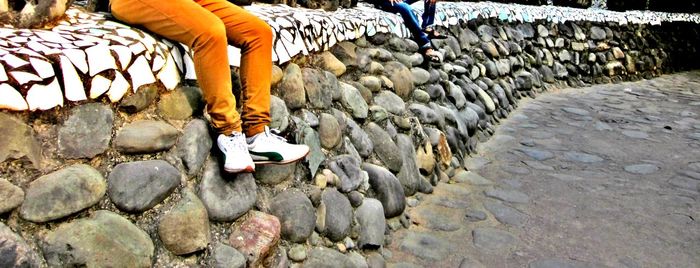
<box><xmin>20</xmin><ymin>164</ymin><xmax>105</xmax><ymax>223</ymax></box>
<box><xmin>198</xmin><ymin>158</ymin><xmax>257</xmax><ymax>221</ymax></box>
<box><xmin>364</xmin><ymin>123</ymin><xmax>403</xmax><ymax>173</ymax></box>
<box><xmin>114</xmin><ymin>120</ymin><xmax>179</xmax><ymax>154</ymax></box>
<box><xmin>328</xmin><ymin>155</ymin><xmax>364</xmax><ymax>193</ymax></box>
<box><xmin>108</xmin><ymin>160</ymin><xmax>180</xmax><ymax>213</ymax></box>
<box><xmin>356</xmin><ymin>198</ymin><xmax>386</xmax><ymax>249</ymax></box>
<box><xmin>0</xmin><ymin>222</ymin><xmax>40</xmax><ymax>268</ymax></box>
<box><xmin>210</xmin><ymin>243</ymin><xmax>246</xmax><ymax>268</ymax></box>
<box><xmin>177</xmin><ymin>119</ymin><xmax>212</xmax><ymax>175</ymax></box>
<box><xmin>270</xmin><ymin>189</ymin><xmax>315</xmax><ymax>243</ymax></box>
<box><xmin>318</xmin><ymin>188</ymin><xmax>352</xmax><ymax>241</ymax></box>
<box><xmin>58</xmin><ymin>103</ymin><xmax>113</xmax><ymax>159</ymax></box>
<box><xmin>362</xmin><ymin>163</ymin><xmax>406</xmax><ymax>218</ymax></box>
<box><xmin>41</xmin><ymin>211</ymin><xmax>154</xmax><ymax>267</ymax></box>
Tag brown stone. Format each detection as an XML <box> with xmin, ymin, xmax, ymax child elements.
<box><xmin>229</xmin><ymin>211</ymin><xmax>281</xmax><ymax>267</ymax></box>
<box><xmin>415</xmin><ymin>141</ymin><xmax>436</xmax><ymax>175</ymax></box>
<box><xmin>0</xmin><ymin>178</ymin><xmax>24</xmax><ymax>213</ymax></box>
<box><xmin>0</xmin><ymin>113</ymin><xmax>41</xmax><ymax>169</ymax></box>
<box><xmin>158</xmin><ymin>190</ymin><xmax>210</xmax><ymax>255</ymax></box>
<box><xmin>437</xmin><ymin>132</ymin><xmax>452</xmax><ymax>170</ymax></box>
<box><xmin>271</xmin><ymin>65</ymin><xmax>284</xmax><ymax>86</ymax></box>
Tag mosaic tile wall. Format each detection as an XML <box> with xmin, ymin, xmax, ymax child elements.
<box><xmin>0</xmin><ymin>2</ymin><xmax>698</xmax><ymax>112</ymax></box>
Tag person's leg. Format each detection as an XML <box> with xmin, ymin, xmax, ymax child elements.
<box><xmin>196</xmin><ymin>0</ymin><xmax>272</xmax><ymax>137</ymax></box>
<box><xmin>375</xmin><ymin>1</ymin><xmax>431</xmax><ymax>48</ymax></box>
<box><xmin>111</xmin><ymin>0</ymin><xmax>254</xmax><ymax>173</ymax></box>
<box><xmin>111</xmin><ymin>0</ymin><xmax>241</xmax><ymax>135</ymax></box>
<box><xmin>421</xmin><ymin>0</ymin><xmax>436</xmax><ymax>30</ymax></box>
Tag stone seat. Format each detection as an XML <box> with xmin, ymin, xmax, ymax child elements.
<box><xmin>0</xmin><ymin>2</ymin><xmax>697</xmax><ymax>112</ymax></box>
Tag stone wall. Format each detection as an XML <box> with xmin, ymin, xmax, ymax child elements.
<box><xmin>1</xmin><ymin>5</ymin><xmax>700</xmax><ymax>268</ymax></box>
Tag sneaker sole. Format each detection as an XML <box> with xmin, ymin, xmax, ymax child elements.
<box><xmin>223</xmin><ymin>165</ymin><xmax>255</xmax><ymax>173</ymax></box>
<box><xmin>253</xmin><ymin>150</ymin><xmax>310</xmax><ymax>165</ymax></box>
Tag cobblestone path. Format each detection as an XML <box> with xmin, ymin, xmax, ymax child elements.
<box><xmin>385</xmin><ymin>72</ymin><xmax>700</xmax><ymax>267</ymax></box>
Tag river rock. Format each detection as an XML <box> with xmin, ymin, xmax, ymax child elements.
<box><xmin>384</xmin><ymin>61</ymin><xmax>414</xmax><ymax>100</ymax></box>
<box><xmin>277</xmin><ymin>63</ymin><xmax>306</xmax><ymax>110</ymax></box>
<box><xmin>303</xmin><ymin>68</ymin><xmax>333</xmax><ymax>109</ymax></box>
<box><xmin>158</xmin><ymin>190</ymin><xmax>210</xmax><ymax>255</ymax></box>
<box><xmin>356</xmin><ymin>198</ymin><xmax>386</xmax><ymax>249</ymax></box>
<box><xmin>114</xmin><ymin>120</ymin><xmax>179</xmax><ymax>154</ymax></box>
<box><xmin>0</xmin><ymin>113</ymin><xmax>41</xmax><ymax>169</ymax></box>
<box><xmin>254</xmin><ymin>162</ymin><xmax>296</xmax><ymax>185</ymax></box>
<box><xmin>315</xmin><ymin>51</ymin><xmax>346</xmax><ymax>76</ymax></box>
<box><xmin>177</xmin><ymin>119</ymin><xmax>212</xmax><ymax>175</ymax></box>
<box><xmin>341</xmin><ymin>82</ymin><xmax>369</xmax><ymax>119</ymax></box>
<box><xmin>108</xmin><ymin>160</ymin><xmax>180</xmax><ymax>213</ymax></box>
<box><xmin>327</xmin><ymin>155</ymin><xmax>365</xmax><ymax>193</ymax></box>
<box><xmin>0</xmin><ymin>178</ymin><xmax>24</xmax><ymax>213</ymax></box>
<box><xmin>364</xmin><ymin>123</ymin><xmax>403</xmax><ymax>172</ymax></box>
<box><xmin>58</xmin><ymin>103</ymin><xmax>113</xmax><ymax>159</ymax></box>
<box><xmin>319</xmin><ymin>113</ymin><xmax>342</xmax><ymax>149</ymax></box>
<box><xmin>346</xmin><ymin>119</ymin><xmax>374</xmax><ymax>158</ymax></box>
<box><xmin>157</xmin><ymin>86</ymin><xmax>203</xmax><ymax>120</ymax></box>
<box><xmin>362</xmin><ymin>163</ymin><xmax>406</xmax><ymax>218</ymax></box>
<box><xmin>20</xmin><ymin>164</ymin><xmax>105</xmax><ymax>223</ymax></box>
<box><xmin>270</xmin><ymin>95</ymin><xmax>290</xmax><ymax>132</ymax></box>
<box><xmin>303</xmin><ymin>247</ymin><xmax>354</xmax><ymax>267</ymax></box>
<box><xmin>269</xmin><ymin>189</ymin><xmax>315</xmax><ymax>243</ymax></box>
<box><xmin>119</xmin><ymin>84</ymin><xmax>158</xmax><ymax>113</ymax></box>
<box><xmin>210</xmin><ymin>243</ymin><xmax>246</xmax><ymax>268</ymax></box>
<box><xmin>395</xmin><ymin>134</ymin><xmax>421</xmax><ymax>196</ymax></box>
<box><xmin>0</xmin><ymin>222</ymin><xmax>40</xmax><ymax>267</ymax></box>
<box><xmin>374</xmin><ymin>90</ymin><xmax>406</xmax><ymax>115</ymax></box>
<box><xmin>229</xmin><ymin>211</ymin><xmax>281</xmax><ymax>267</ymax></box>
<box><xmin>199</xmin><ymin>158</ymin><xmax>257</xmax><ymax>221</ymax></box>
<box><xmin>317</xmin><ymin>188</ymin><xmax>352</xmax><ymax>241</ymax></box>
<box><xmin>42</xmin><ymin>211</ymin><xmax>154</xmax><ymax>267</ymax></box>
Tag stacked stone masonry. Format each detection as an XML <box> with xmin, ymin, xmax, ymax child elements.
<box><xmin>1</xmin><ymin>1</ymin><xmax>700</xmax><ymax>267</ymax></box>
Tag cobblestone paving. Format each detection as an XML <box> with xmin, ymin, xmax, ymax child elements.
<box><xmin>386</xmin><ymin>72</ymin><xmax>700</xmax><ymax>267</ymax></box>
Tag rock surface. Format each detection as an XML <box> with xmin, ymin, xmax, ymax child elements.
<box><xmin>269</xmin><ymin>189</ymin><xmax>315</xmax><ymax>243</ymax></box>
<box><xmin>20</xmin><ymin>164</ymin><xmax>106</xmax><ymax>223</ymax></box>
<box><xmin>158</xmin><ymin>190</ymin><xmax>210</xmax><ymax>255</ymax></box>
<box><xmin>229</xmin><ymin>211</ymin><xmax>281</xmax><ymax>267</ymax></box>
<box><xmin>114</xmin><ymin>120</ymin><xmax>179</xmax><ymax>154</ymax></box>
<box><xmin>42</xmin><ymin>211</ymin><xmax>154</xmax><ymax>267</ymax></box>
<box><xmin>58</xmin><ymin>103</ymin><xmax>113</xmax><ymax>159</ymax></box>
<box><xmin>108</xmin><ymin>160</ymin><xmax>180</xmax><ymax>213</ymax></box>
<box><xmin>199</xmin><ymin>158</ymin><xmax>257</xmax><ymax>221</ymax></box>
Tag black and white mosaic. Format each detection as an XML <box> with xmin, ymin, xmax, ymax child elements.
<box><xmin>0</xmin><ymin>2</ymin><xmax>698</xmax><ymax>111</ymax></box>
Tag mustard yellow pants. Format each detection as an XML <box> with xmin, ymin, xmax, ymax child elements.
<box><xmin>111</xmin><ymin>0</ymin><xmax>272</xmax><ymax>136</ymax></box>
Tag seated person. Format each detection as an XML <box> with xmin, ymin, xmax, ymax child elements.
<box><xmin>110</xmin><ymin>0</ymin><xmax>310</xmax><ymax>173</ymax></box>
<box><xmin>368</xmin><ymin>0</ymin><xmax>444</xmax><ymax>61</ymax></box>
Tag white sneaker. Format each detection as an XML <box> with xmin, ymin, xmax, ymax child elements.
<box><xmin>247</xmin><ymin>126</ymin><xmax>310</xmax><ymax>165</ymax></box>
<box><xmin>217</xmin><ymin>132</ymin><xmax>255</xmax><ymax>173</ymax></box>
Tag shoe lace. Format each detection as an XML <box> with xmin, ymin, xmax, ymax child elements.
<box><xmin>260</xmin><ymin>126</ymin><xmax>287</xmax><ymax>143</ymax></box>
<box><xmin>222</xmin><ymin>132</ymin><xmax>247</xmax><ymax>152</ymax></box>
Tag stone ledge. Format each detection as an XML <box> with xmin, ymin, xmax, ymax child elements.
<box><xmin>0</xmin><ymin>2</ymin><xmax>699</xmax><ymax>112</ymax></box>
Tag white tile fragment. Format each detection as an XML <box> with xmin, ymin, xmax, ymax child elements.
<box><xmin>110</xmin><ymin>45</ymin><xmax>132</xmax><ymax>70</ymax></box>
<box><xmin>183</xmin><ymin>53</ymin><xmax>197</xmax><ymax>80</ymax></box>
<box><xmin>2</xmin><ymin>54</ymin><xmax>29</xmax><ymax>68</ymax></box>
<box><xmin>0</xmin><ymin>83</ymin><xmax>29</xmax><ymax>110</ymax></box>
<box><xmin>63</xmin><ymin>49</ymin><xmax>88</xmax><ymax>73</ymax></box>
<box><xmin>128</xmin><ymin>56</ymin><xmax>156</xmax><ymax>92</ymax></box>
<box><xmin>129</xmin><ymin>43</ymin><xmax>146</xmax><ymax>55</ymax></box>
<box><xmin>89</xmin><ymin>75</ymin><xmax>111</xmax><ymax>99</ymax></box>
<box><xmin>0</xmin><ymin>64</ymin><xmax>7</xmax><ymax>82</ymax></box>
<box><xmin>10</xmin><ymin>71</ymin><xmax>42</xmax><ymax>84</ymax></box>
<box><xmin>30</xmin><ymin>58</ymin><xmax>55</xmax><ymax>79</ymax></box>
<box><xmin>26</xmin><ymin>78</ymin><xmax>63</xmax><ymax>111</ymax></box>
<box><xmin>85</xmin><ymin>45</ymin><xmax>117</xmax><ymax>76</ymax></box>
<box><xmin>157</xmin><ymin>55</ymin><xmax>180</xmax><ymax>91</ymax></box>
<box><xmin>107</xmin><ymin>72</ymin><xmax>130</xmax><ymax>102</ymax></box>
<box><xmin>59</xmin><ymin>55</ymin><xmax>86</xmax><ymax>102</ymax></box>
<box><xmin>151</xmin><ymin>54</ymin><xmax>165</xmax><ymax>72</ymax></box>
